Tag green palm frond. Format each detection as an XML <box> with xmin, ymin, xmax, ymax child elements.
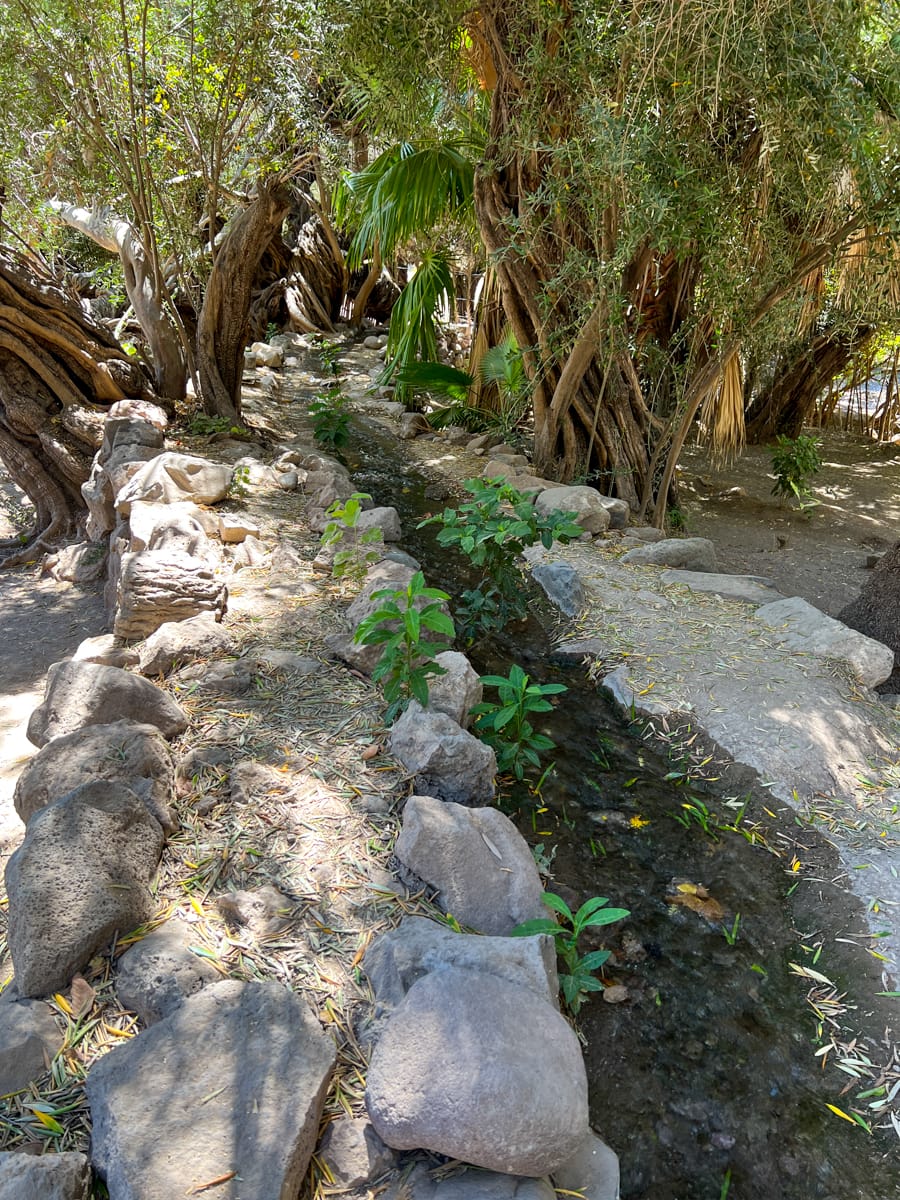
<box><xmin>384</xmin><ymin>249</ymin><xmax>455</xmax><ymax>404</ymax></box>
<box><xmin>340</xmin><ymin>142</ymin><xmax>475</xmax><ymax>270</ymax></box>
<box><xmin>393</xmin><ymin>360</ymin><xmax>474</xmax><ymax>401</ymax></box>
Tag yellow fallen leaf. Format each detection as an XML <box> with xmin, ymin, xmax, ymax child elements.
<box><xmin>826</xmin><ymin>1103</ymin><xmax>857</xmax><ymax>1125</ymax></box>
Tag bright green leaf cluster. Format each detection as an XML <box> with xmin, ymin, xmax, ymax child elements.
<box><xmin>470</xmin><ymin>664</ymin><xmax>566</xmax><ymax>782</ymax></box>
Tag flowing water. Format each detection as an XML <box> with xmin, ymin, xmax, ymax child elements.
<box><xmin>347</xmin><ymin>419</ymin><xmax>900</xmax><ymax>1200</ymax></box>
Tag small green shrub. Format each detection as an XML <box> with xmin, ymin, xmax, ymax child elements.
<box><xmin>353</xmin><ymin>571</ymin><xmax>455</xmax><ymax>720</ymax></box>
<box><xmin>419</xmin><ymin>477</ymin><xmax>582</xmax><ymax>638</ymax></box>
<box><xmin>320</xmin><ymin>493</ymin><xmax>383</xmax><ymax>583</ymax></box>
<box><xmin>512</xmin><ymin>892</ymin><xmax>630</xmax><ymax>1013</ymax></box>
<box><xmin>188</xmin><ymin>413</ymin><xmax>249</xmax><ymax>439</ymax></box>
<box><xmin>317</xmin><ymin>338</ymin><xmax>343</xmax><ymax>378</ymax></box>
<box><xmin>309</xmin><ymin>384</ymin><xmax>351</xmax><ymax>449</ymax></box>
<box><xmin>470</xmin><ymin>664</ymin><xmax>566</xmax><ymax>782</ymax></box>
<box><xmin>770</xmin><ymin>434</ymin><xmax>822</xmax><ymax>512</ymax></box>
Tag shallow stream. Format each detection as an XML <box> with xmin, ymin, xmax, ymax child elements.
<box><xmin>347</xmin><ymin>418</ymin><xmax>900</xmax><ymax>1200</ymax></box>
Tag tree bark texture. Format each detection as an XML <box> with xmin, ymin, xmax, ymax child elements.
<box><xmin>473</xmin><ymin>10</ymin><xmax>655</xmax><ymax>506</ymax></box>
<box><xmin>0</xmin><ymin>247</ymin><xmax>149</xmax><ymax>566</ymax></box>
<box><xmin>196</xmin><ymin>181</ymin><xmax>291</xmax><ymax>424</ymax></box>
<box><xmin>745</xmin><ymin>326</ymin><xmax>875</xmax><ymax>443</ymax></box>
<box><xmin>48</xmin><ymin>202</ymin><xmax>187</xmax><ymax>402</ymax></box>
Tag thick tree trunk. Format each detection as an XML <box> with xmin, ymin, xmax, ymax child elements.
<box><xmin>0</xmin><ymin>247</ymin><xmax>149</xmax><ymax>566</ymax></box>
<box><xmin>47</xmin><ymin>201</ymin><xmax>187</xmax><ymax>402</ymax></box>
<box><xmin>473</xmin><ymin>46</ymin><xmax>653</xmax><ymax>503</ymax></box>
<box><xmin>745</xmin><ymin>326</ymin><xmax>875</xmax><ymax>442</ymax></box>
<box><xmin>196</xmin><ymin>181</ymin><xmax>291</xmax><ymax>424</ymax></box>
<box><xmin>286</xmin><ymin>214</ymin><xmax>346</xmax><ymax>334</ymax></box>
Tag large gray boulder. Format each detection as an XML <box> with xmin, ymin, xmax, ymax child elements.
<box><xmin>26</xmin><ymin>661</ymin><xmax>188</xmax><ymax>748</ymax></box>
<box><xmin>363</xmin><ymin>916</ymin><xmax>558</xmax><ymax>1014</ymax></box>
<box><xmin>621</xmin><ymin>536</ymin><xmax>717</xmax><ymax>572</ymax></box>
<box><xmin>0</xmin><ymin>997</ymin><xmax>64</xmax><ymax>1094</ymax></box>
<box><xmin>389</xmin><ymin>709</ymin><xmax>496</xmax><ymax>806</ymax></box>
<box><xmin>6</xmin><ymin>781</ymin><xmax>165</xmax><ymax>997</ymax></box>
<box><xmin>0</xmin><ymin>1151</ymin><xmax>91</xmax><ymax>1200</ymax></box>
<box><xmin>87</xmin><ymin>980</ymin><xmax>336</xmax><ymax>1200</ymax></box>
<box><xmin>393</xmin><ymin>797</ymin><xmax>545</xmax><ymax>934</ymax></box>
<box><xmin>115</xmin><ymin>921</ymin><xmax>220</xmax><ymax>1025</ymax></box>
<box><xmin>534</xmin><ymin>486</ymin><xmax>610</xmax><ymax>534</ymax></box>
<box><xmin>115</xmin><ymin>452</ymin><xmax>232</xmax><ymax>516</ymax></box>
<box><xmin>14</xmin><ymin>720</ymin><xmax>175</xmax><ymax>834</ymax></box>
<box><xmin>366</xmin><ymin>967</ymin><xmax>588</xmax><ymax>1175</ymax></box>
<box><xmin>756</xmin><ymin>595</ymin><xmax>895</xmax><ymax>688</ymax></box>
<box><xmin>138</xmin><ymin>612</ymin><xmax>235</xmax><ymax>678</ymax></box>
<box><xmin>112</xmin><ymin>549</ymin><xmax>228</xmax><ymax>640</ymax></box>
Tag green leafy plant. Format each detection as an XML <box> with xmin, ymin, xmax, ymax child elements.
<box><xmin>419</xmin><ymin>477</ymin><xmax>582</xmax><ymax>637</ymax></box>
<box><xmin>512</xmin><ymin>891</ymin><xmax>630</xmax><ymax>1013</ymax></box>
<box><xmin>317</xmin><ymin>338</ymin><xmax>344</xmax><ymax>378</ymax></box>
<box><xmin>470</xmin><ymin>664</ymin><xmax>567</xmax><ymax>782</ymax></box>
<box><xmin>188</xmin><ymin>413</ymin><xmax>248</xmax><ymax>438</ymax></box>
<box><xmin>353</xmin><ymin>571</ymin><xmax>455</xmax><ymax>720</ymax></box>
<box><xmin>320</xmin><ymin>493</ymin><xmax>383</xmax><ymax>583</ymax></box>
<box><xmin>770</xmin><ymin>434</ymin><xmax>822</xmax><ymax>512</ymax></box>
<box><xmin>228</xmin><ymin>464</ymin><xmax>252</xmax><ymax>498</ymax></box>
<box><xmin>265</xmin><ymin>321</ymin><xmax>280</xmax><ymax>343</ymax></box>
<box><xmin>722</xmin><ymin>913</ymin><xmax>741</xmax><ymax>945</ymax></box>
<box><xmin>309</xmin><ymin>384</ymin><xmax>351</xmax><ymax>449</ymax></box>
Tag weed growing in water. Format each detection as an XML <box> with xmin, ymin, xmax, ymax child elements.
<box><xmin>419</xmin><ymin>476</ymin><xmax>582</xmax><ymax>638</ymax></box>
<box><xmin>309</xmin><ymin>384</ymin><xmax>351</xmax><ymax>449</ymax></box>
<box><xmin>470</xmin><ymin>664</ymin><xmax>567</xmax><ymax>783</ymax></box>
<box><xmin>320</xmin><ymin>493</ymin><xmax>383</xmax><ymax>584</ymax></box>
<box><xmin>512</xmin><ymin>891</ymin><xmax>630</xmax><ymax>1013</ymax></box>
<box><xmin>353</xmin><ymin>571</ymin><xmax>455</xmax><ymax>720</ymax></box>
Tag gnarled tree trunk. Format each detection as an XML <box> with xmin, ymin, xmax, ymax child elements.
<box><xmin>196</xmin><ymin>180</ymin><xmax>292</xmax><ymax>424</ymax></box>
<box><xmin>0</xmin><ymin>247</ymin><xmax>149</xmax><ymax>566</ymax></box>
<box><xmin>745</xmin><ymin>325</ymin><xmax>875</xmax><ymax>442</ymax></box>
<box><xmin>47</xmin><ymin>201</ymin><xmax>187</xmax><ymax>402</ymax></box>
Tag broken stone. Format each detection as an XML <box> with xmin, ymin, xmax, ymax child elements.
<box><xmin>115</xmin><ymin>921</ymin><xmax>220</xmax><ymax>1025</ymax></box>
<box><xmin>215</xmin><ymin>886</ymin><xmax>293</xmax><ymax>937</ymax></box>
<box><xmin>535</xmin><ymin>486</ymin><xmax>611</xmax><ymax>534</ymax></box>
<box><xmin>756</xmin><ymin>595</ymin><xmax>894</xmax><ymax>688</ymax></box>
<box><xmin>217</xmin><ymin>513</ymin><xmax>261</xmax><ymax>543</ymax></box>
<box><xmin>115</xmin><ymin>453</ymin><xmax>232</xmax><ymax>516</ymax></box>
<box><xmin>551</xmin><ymin>1131</ymin><xmax>619</xmax><ymax>1200</ymax></box>
<box><xmin>621</xmin><ymin>536</ymin><xmax>717</xmax><ymax>572</ymax></box>
<box><xmin>422</xmin><ymin>651</ymin><xmax>482</xmax><ymax>728</ymax></box>
<box><xmin>0</xmin><ymin>1151</ymin><xmax>91</xmax><ymax>1200</ymax></box>
<box><xmin>363</xmin><ymin>916</ymin><xmax>558</xmax><ymax>1015</ymax></box>
<box><xmin>112</xmin><ymin>549</ymin><xmax>228</xmax><ymax>640</ymax></box>
<box><xmin>389</xmin><ymin>709</ymin><xmax>496</xmax><ymax>806</ymax></box>
<box><xmin>403</xmin><ymin>1163</ymin><xmax>555</xmax><ymax>1200</ymax></box>
<box><xmin>0</xmin><ymin>998</ymin><xmax>63</xmax><ymax>1094</ymax></box>
<box><xmin>71</xmin><ymin>634</ymin><xmax>139</xmax><ymax>669</ymax></box>
<box><xmin>317</xmin><ymin>1117</ymin><xmax>395</xmax><ymax>1189</ymax></box>
<box><xmin>531</xmin><ymin>561</ymin><xmax>586</xmax><ymax>617</ymax></box>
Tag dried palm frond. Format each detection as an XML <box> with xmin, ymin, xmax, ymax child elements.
<box><xmin>699</xmin><ymin>349</ymin><xmax>745</xmax><ymax>461</ymax></box>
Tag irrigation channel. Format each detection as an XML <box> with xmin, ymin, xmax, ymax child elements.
<box><xmin>346</xmin><ymin>417</ymin><xmax>900</xmax><ymax>1200</ymax></box>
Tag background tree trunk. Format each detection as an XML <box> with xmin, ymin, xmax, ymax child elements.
<box><xmin>196</xmin><ymin>181</ymin><xmax>291</xmax><ymax>424</ymax></box>
<box><xmin>745</xmin><ymin>326</ymin><xmax>875</xmax><ymax>442</ymax></box>
<box><xmin>47</xmin><ymin>201</ymin><xmax>187</xmax><ymax>402</ymax></box>
<box><xmin>0</xmin><ymin>247</ymin><xmax>149</xmax><ymax>566</ymax></box>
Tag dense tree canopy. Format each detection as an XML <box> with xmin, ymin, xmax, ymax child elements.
<box><xmin>0</xmin><ymin>0</ymin><xmax>898</xmax><ymax>546</ymax></box>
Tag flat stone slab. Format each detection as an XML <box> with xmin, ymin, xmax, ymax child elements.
<box><xmin>755</xmin><ymin>595</ymin><xmax>894</xmax><ymax>687</ymax></box>
<box><xmin>115</xmin><ymin>921</ymin><xmax>220</xmax><ymax>1024</ymax></box>
<box><xmin>404</xmin><ymin>1163</ymin><xmax>556</xmax><ymax>1200</ymax></box>
<box><xmin>88</xmin><ymin>980</ymin><xmax>336</xmax><ymax>1200</ymax></box>
<box><xmin>621</xmin><ymin>536</ymin><xmax>717</xmax><ymax>572</ymax></box>
<box><xmin>660</xmin><ymin>570</ymin><xmax>785</xmax><ymax>606</ymax></box>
